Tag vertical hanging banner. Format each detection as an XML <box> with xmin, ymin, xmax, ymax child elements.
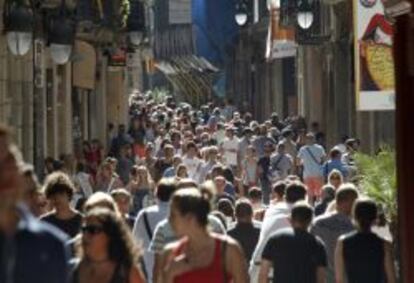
<box><xmin>355</xmin><ymin>0</ymin><xmax>395</xmax><ymax>110</ymax></box>
<box><xmin>266</xmin><ymin>4</ymin><xmax>297</xmax><ymax>60</ymax></box>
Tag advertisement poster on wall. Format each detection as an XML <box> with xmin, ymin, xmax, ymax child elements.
<box><xmin>355</xmin><ymin>0</ymin><xmax>395</xmax><ymax>110</ymax></box>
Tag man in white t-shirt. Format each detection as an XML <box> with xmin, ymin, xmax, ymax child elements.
<box><xmin>182</xmin><ymin>141</ymin><xmax>202</xmax><ymax>181</ymax></box>
<box><xmin>220</xmin><ymin>127</ymin><xmax>240</xmax><ymax>170</ymax></box>
<box><xmin>249</xmin><ymin>182</ymin><xmax>307</xmax><ymax>283</ymax></box>
<box><xmin>297</xmin><ymin>133</ymin><xmax>326</xmax><ymax>203</ymax></box>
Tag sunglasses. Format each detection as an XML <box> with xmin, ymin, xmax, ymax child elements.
<box><xmin>81</xmin><ymin>225</ymin><xmax>104</xmax><ymax>235</ymax></box>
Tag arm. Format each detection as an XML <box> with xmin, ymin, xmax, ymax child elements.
<box><xmin>334</xmin><ymin>238</ymin><xmax>345</xmax><ymax>283</ymax></box>
<box><xmin>258</xmin><ymin>259</ymin><xmax>272</xmax><ymax>283</ymax></box>
<box><xmin>129</xmin><ymin>265</ymin><xmax>146</xmax><ymax>283</ymax></box>
<box><xmin>154</xmin><ymin>254</ymin><xmax>163</xmax><ymax>283</ymax></box>
<box><xmin>225</xmin><ymin>240</ymin><xmax>249</xmax><ymax>283</ymax></box>
<box><xmin>384</xmin><ymin>241</ymin><xmax>396</xmax><ymax>283</ymax></box>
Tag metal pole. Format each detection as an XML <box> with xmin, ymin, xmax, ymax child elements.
<box><xmin>394</xmin><ymin>12</ymin><xmax>414</xmax><ymax>283</ymax></box>
<box><xmin>33</xmin><ymin>39</ymin><xmax>45</xmax><ymax>181</ymax></box>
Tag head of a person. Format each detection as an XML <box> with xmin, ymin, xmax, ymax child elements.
<box><xmin>335</xmin><ymin>184</ymin><xmax>359</xmax><ymax>215</ymax></box>
<box><xmin>235</xmin><ymin>198</ymin><xmax>254</xmax><ymax>223</ymax></box>
<box><xmin>243</xmin><ymin>127</ymin><xmax>253</xmax><ymax>139</ymax></box>
<box><xmin>271</xmin><ymin>181</ymin><xmax>286</xmax><ymax>202</ymax></box>
<box><xmin>345</xmin><ymin>139</ymin><xmax>357</xmax><ymax>152</ymax></box>
<box><xmin>285</xmin><ymin>181</ymin><xmax>307</xmax><ymax>204</ymax></box>
<box><xmin>282</xmin><ymin>129</ymin><xmax>293</xmax><ymax>140</ymax></box>
<box><xmin>271</xmin><ymin>112</ymin><xmax>279</xmax><ymax>123</ymax></box>
<box><xmin>176</xmin><ymin>164</ymin><xmax>188</xmax><ymax>178</ymax></box>
<box><xmin>0</xmin><ymin>132</ymin><xmax>26</xmax><ymax>216</ymax></box>
<box><xmin>330</xmin><ymin>148</ymin><xmax>342</xmax><ymax>160</ymax></box>
<box><xmin>110</xmin><ymin>189</ymin><xmax>132</xmax><ymax>215</ymax></box>
<box><xmin>186</xmin><ymin>142</ymin><xmax>198</xmax><ymax>156</ymax></box>
<box><xmin>213</xmin><ymin>176</ymin><xmax>226</xmax><ymax>194</ymax></box>
<box><xmin>277</xmin><ymin>143</ymin><xmax>286</xmax><ymax>154</ymax></box>
<box><xmin>248</xmin><ymin>187</ymin><xmax>262</xmax><ymax>204</ymax></box>
<box><xmin>104</xmin><ymin>160</ymin><xmax>117</xmax><ymax>177</ymax></box>
<box><xmin>305</xmin><ymin>133</ymin><xmax>316</xmax><ymax>145</ymax></box>
<box><xmin>208</xmin><ymin>146</ymin><xmax>219</xmax><ymax>161</ymax></box>
<box><xmin>217</xmin><ymin>198</ymin><xmax>235</xmax><ymax>220</ymax></box>
<box><xmin>246</xmin><ymin>145</ymin><xmax>256</xmax><ymax>158</ymax></box>
<box><xmin>290</xmin><ymin>202</ymin><xmax>314</xmax><ymax>230</ymax></box>
<box><xmin>83</xmin><ymin>141</ymin><xmax>92</xmax><ymax>152</ymax></box>
<box><xmin>84</xmin><ymin>192</ymin><xmax>119</xmax><ymax>214</ymax></box>
<box><xmin>353</xmin><ymin>199</ymin><xmax>378</xmax><ymax>232</ymax></box>
<box><xmin>145</xmin><ymin>143</ymin><xmax>154</xmax><ymax>157</ymax></box>
<box><xmin>164</xmin><ymin>144</ymin><xmax>175</xmax><ymax>159</ymax></box>
<box><xmin>43</xmin><ymin>172</ymin><xmax>75</xmax><ymax>210</ymax></box>
<box><xmin>172</xmin><ymin>155</ymin><xmax>183</xmax><ymax>169</ymax></box>
<box><xmin>264</xmin><ymin>142</ymin><xmax>274</xmax><ymax>156</ymax></box>
<box><xmin>259</xmin><ymin>125</ymin><xmax>268</xmax><ymax>136</ymax></box>
<box><xmin>328</xmin><ymin>169</ymin><xmax>344</xmax><ymax>188</ymax></box>
<box><xmin>80</xmin><ymin>208</ymin><xmax>140</xmax><ymax>266</ymax></box>
<box><xmin>171</xmin><ymin>131</ymin><xmax>181</xmax><ymax>145</ymax></box>
<box><xmin>169</xmin><ymin>188</ymin><xmax>211</xmax><ymax>237</ymax></box>
<box><xmin>225</xmin><ymin>127</ymin><xmax>235</xmax><ymax>138</ymax></box>
<box><xmin>321</xmin><ymin>185</ymin><xmax>336</xmax><ymax>203</ymax></box>
<box><xmin>211</xmin><ymin>165</ymin><xmax>224</xmax><ymax>179</ymax></box>
<box><xmin>156</xmin><ymin>178</ymin><xmax>178</xmax><ymax>202</ymax></box>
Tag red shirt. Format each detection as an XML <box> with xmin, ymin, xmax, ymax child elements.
<box><xmin>172</xmin><ymin>238</ymin><xmax>230</xmax><ymax>283</ymax></box>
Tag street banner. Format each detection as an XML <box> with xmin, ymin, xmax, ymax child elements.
<box><xmin>266</xmin><ymin>6</ymin><xmax>297</xmax><ymax>60</ymax></box>
<box><xmin>355</xmin><ymin>0</ymin><xmax>395</xmax><ymax>110</ymax></box>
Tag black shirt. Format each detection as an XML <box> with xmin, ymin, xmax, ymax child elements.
<box><xmin>228</xmin><ymin>222</ymin><xmax>260</xmax><ymax>262</ymax></box>
<box><xmin>258</xmin><ymin>156</ymin><xmax>271</xmax><ymax>181</ymax></box>
<box><xmin>262</xmin><ymin>227</ymin><xmax>327</xmax><ymax>283</ymax></box>
<box><xmin>343</xmin><ymin>231</ymin><xmax>385</xmax><ymax>283</ymax></box>
<box><xmin>41</xmin><ymin>212</ymin><xmax>83</xmax><ymax>238</ymax></box>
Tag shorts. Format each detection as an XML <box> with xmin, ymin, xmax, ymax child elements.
<box><xmin>304</xmin><ymin>176</ymin><xmax>324</xmax><ymax>197</ymax></box>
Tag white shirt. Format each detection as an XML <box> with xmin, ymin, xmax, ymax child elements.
<box><xmin>132</xmin><ymin>202</ymin><xmax>170</xmax><ymax>283</ymax></box>
<box><xmin>221</xmin><ymin>137</ymin><xmax>240</xmax><ymax>166</ymax></box>
<box><xmin>249</xmin><ymin>202</ymin><xmax>293</xmax><ymax>283</ymax></box>
<box><xmin>298</xmin><ymin>144</ymin><xmax>326</xmax><ymax>178</ymax></box>
<box><xmin>182</xmin><ymin>156</ymin><xmax>202</xmax><ymax>181</ymax></box>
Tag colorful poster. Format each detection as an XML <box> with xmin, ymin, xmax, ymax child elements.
<box><xmin>266</xmin><ymin>6</ymin><xmax>297</xmax><ymax>60</ymax></box>
<box><xmin>355</xmin><ymin>0</ymin><xmax>395</xmax><ymax>110</ymax></box>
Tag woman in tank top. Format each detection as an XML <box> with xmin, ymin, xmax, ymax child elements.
<box><xmin>159</xmin><ymin>188</ymin><xmax>249</xmax><ymax>283</ymax></box>
<box><xmin>72</xmin><ymin>208</ymin><xmax>145</xmax><ymax>283</ymax></box>
<box><xmin>335</xmin><ymin>199</ymin><xmax>396</xmax><ymax>283</ymax></box>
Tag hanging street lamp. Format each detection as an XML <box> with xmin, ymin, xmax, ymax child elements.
<box><xmin>48</xmin><ymin>2</ymin><xmax>76</xmax><ymax>64</ymax></box>
<box><xmin>3</xmin><ymin>0</ymin><xmax>34</xmax><ymax>56</ymax></box>
<box><xmin>235</xmin><ymin>1</ymin><xmax>249</xmax><ymax>26</ymax></box>
<box><xmin>127</xmin><ymin>0</ymin><xmax>146</xmax><ymax>46</ymax></box>
<box><xmin>296</xmin><ymin>0</ymin><xmax>314</xmax><ymax>29</ymax></box>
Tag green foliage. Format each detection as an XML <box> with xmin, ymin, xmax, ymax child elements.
<box><xmin>354</xmin><ymin>146</ymin><xmax>397</xmax><ymax>221</ymax></box>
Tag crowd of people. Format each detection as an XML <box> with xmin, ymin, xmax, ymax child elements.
<box><xmin>0</xmin><ymin>92</ymin><xmax>396</xmax><ymax>283</ymax></box>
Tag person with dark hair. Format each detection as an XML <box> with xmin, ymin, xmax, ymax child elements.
<box><xmin>0</xmin><ymin>132</ymin><xmax>70</xmax><ymax>283</ymax></box>
<box><xmin>72</xmin><ymin>208</ymin><xmax>145</xmax><ymax>283</ymax></box>
<box><xmin>314</xmin><ymin>185</ymin><xmax>336</xmax><ymax>216</ymax></box>
<box><xmin>259</xmin><ymin>203</ymin><xmax>327</xmax><ymax>283</ymax></box>
<box><xmin>132</xmin><ymin>178</ymin><xmax>177</xmax><ymax>282</ymax></box>
<box><xmin>250</xmin><ymin>182</ymin><xmax>307</xmax><ymax>283</ymax></box>
<box><xmin>40</xmin><ymin>172</ymin><xmax>83</xmax><ymax>238</ymax></box>
<box><xmin>270</xmin><ymin>181</ymin><xmax>286</xmax><ymax>205</ymax></box>
<box><xmin>311</xmin><ymin>184</ymin><xmax>358</xmax><ymax>283</ymax></box>
<box><xmin>160</xmin><ymin>188</ymin><xmax>248</xmax><ymax>283</ymax></box>
<box><xmin>335</xmin><ymin>199</ymin><xmax>396</xmax><ymax>283</ymax></box>
<box><xmin>217</xmin><ymin>198</ymin><xmax>235</xmax><ymax>227</ymax></box>
<box><xmin>228</xmin><ymin>199</ymin><xmax>261</xmax><ymax>263</ymax></box>
<box><xmin>322</xmin><ymin>149</ymin><xmax>348</xmax><ymax>181</ymax></box>
<box><xmin>182</xmin><ymin>141</ymin><xmax>202</xmax><ymax>181</ymax></box>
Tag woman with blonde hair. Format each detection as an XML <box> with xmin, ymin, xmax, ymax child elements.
<box><xmin>126</xmin><ymin>165</ymin><xmax>155</xmax><ymax>215</ymax></box>
<box><xmin>95</xmin><ymin>161</ymin><xmax>123</xmax><ymax>193</ymax></box>
<box><xmin>327</xmin><ymin>169</ymin><xmax>344</xmax><ymax>190</ymax></box>
<box><xmin>72</xmin><ymin>208</ymin><xmax>145</xmax><ymax>283</ymax></box>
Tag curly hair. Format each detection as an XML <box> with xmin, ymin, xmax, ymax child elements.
<box><xmin>81</xmin><ymin>208</ymin><xmax>141</xmax><ymax>268</ymax></box>
<box><xmin>43</xmin><ymin>172</ymin><xmax>75</xmax><ymax>200</ymax></box>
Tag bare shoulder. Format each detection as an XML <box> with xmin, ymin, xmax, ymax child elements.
<box><xmin>212</xmin><ymin>233</ymin><xmax>243</xmax><ymax>254</ymax></box>
<box><xmin>129</xmin><ymin>264</ymin><xmax>146</xmax><ymax>283</ymax></box>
